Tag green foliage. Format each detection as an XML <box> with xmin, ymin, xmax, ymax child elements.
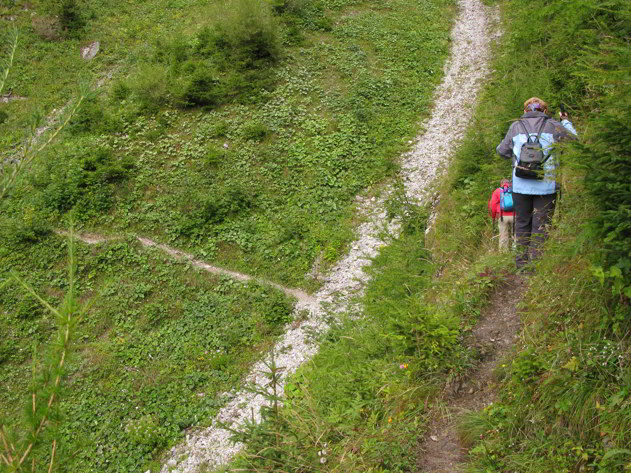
<box><xmin>0</xmin><ymin>29</ymin><xmax>18</xmax><ymax>95</ymax></box>
<box><xmin>32</xmin><ymin>145</ymin><xmax>134</xmax><ymax>220</ymax></box>
<box><xmin>126</xmin><ymin>415</ymin><xmax>168</xmax><ymax>453</ymax></box>
<box><xmin>122</xmin><ymin>0</ymin><xmax>281</xmax><ymax>111</ymax></box>
<box><xmin>241</xmin><ymin>120</ymin><xmax>270</xmax><ymax>141</ymax></box>
<box><xmin>176</xmin><ymin>185</ymin><xmax>255</xmax><ymax>237</ymax></box>
<box><xmin>439</xmin><ymin>0</ymin><xmax>631</xmax><ymax>471</ymax></box>
<box><xmin>0</xmin><ymin>236</ymin><xmax>295</xmax><ymax>472</ymax></box>
<box><xmin>68</xmin><ymin>95</ymin><xmax>123</xmax><ymax>135</ymax></box>
<box><xmin>58</xmin><ymin>0</ymin><xmax>85</xmax><ymax>36</ymax></box>
<box><xmin>1</xmin><ymin>238</ymin><xmax>80</xmax><ymax>473</ymax></box>
<box><xmin>581</xmin><ymin>87</ymin><xmax>631</xmax><ymax>281</ymax></box>
<box><xmin>125</xmin><ymin>63</ymin><xmax>173</xmax><ymax>114</ymax></box>
<box><xmin>205</xmin><ymin>0</ymin><xmax>280</xmax><ymax>67</ymax></box>
<box><xmin>232</xmin><ymin>219</ymin><xmax>497</xmax><ymax>472</ymax></box>
<box><xmin>1</xmin><ymin>0</ymin><xmax>456</xmax><ymax>470</ymax></box>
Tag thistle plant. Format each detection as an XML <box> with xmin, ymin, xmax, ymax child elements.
<box><xmin>0</xmin><ymin>233</ymin><xmax>82</xmax><ymax>473</ymax></box>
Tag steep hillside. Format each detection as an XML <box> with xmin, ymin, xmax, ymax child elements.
<box><xmin>1</xmin><ymin>0</ymin><xmax>629</xmax><ymax>472</ymax></box>
<box><xmin>1</xmin><ymin>0</ymin><xmax>455</xmax><ymax>472</ymax></box>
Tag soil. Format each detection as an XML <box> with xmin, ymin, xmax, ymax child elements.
<box><xmin>416</xmin><ymin>274</ymin><xmax>525</xmax><ymax>472</ymax></box>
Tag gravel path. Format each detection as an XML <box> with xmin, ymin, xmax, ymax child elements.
<box><xmin>160</xmin><ymin>0</ymin><xmax>497</xmax><ymax>471</ymax></box>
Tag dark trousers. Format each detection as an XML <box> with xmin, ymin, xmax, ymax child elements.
<box><xmin>513</xmin><ymin>193</ymin><xmax>556</xmax><ymax>268</ymax></box>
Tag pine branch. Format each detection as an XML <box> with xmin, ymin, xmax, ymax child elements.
<box><xmin>3</xmin><ymin>236</ymin><xmax>78</xmax><ymax>471</ymax></box>
<box><xmin>0</xmin><ymin>91</ymin><xmax>86</xmax><ymax>200</ymax></box>
<box><xmin>47</xmin><ymin>439</ymin><xmax>57</xmax><ymax>473</ymax></box>
<box><xmin>0</xmin><ymin>28</ymin><xmax>18</xmax><ymax>96</ymax></box>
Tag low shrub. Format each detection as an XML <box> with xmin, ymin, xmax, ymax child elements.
<box><xmin>241</xmin><ymin>120</ymin><xmax>270</xmax><ymax>141</ymax></box>
<box><xmin>176</xmin><ymin>185</ymin><xmax>256</xmax><ymax>237</ymax></box>
<box><xmin>58</xmin><ymin>0</ymin><xmax>85</xmax><ymax>36</ymax></box>
<box><xmin>128</xmin><ymin>0</ymin><xmax>280</xmax><ymax>113</ymax></box>
<box><xmin>204</xmin><ymin>146</ymin><xmax>228</xmax><ymax>167</ymax></box>
<box><xmin>34</xmin><ymin>146</ymin><xmax>134</xmax><ymax>219</ymax></box>
<box><xmin>69</xmin><ymin>95</ymin><xmax>124</xmax><ymax>135</ymax></box>
<box><xmin>205</xmin><ymin>0</ymin><xmax>280</xmax><ymax>68</ymax></box>
<box><xmin>126</xmin><ymin>63</ymin><xmax>173</xmax><ymax>113</ymax></box>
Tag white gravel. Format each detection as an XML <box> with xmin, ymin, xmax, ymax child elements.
<box><xmin>160</xmin><ymin>0</ymin><xmax>497</xmax><ymax>471</ymax></box>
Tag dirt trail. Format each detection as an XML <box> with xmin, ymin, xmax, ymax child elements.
<box><xmin>417</xmin><ymin>275</ymin><xmax>525</xmax><ymax>472</ymax></box>
<box><xmin>59</xmin><ymin>230</ymin><xmax>316</xmax><ymax>305</ymax></box>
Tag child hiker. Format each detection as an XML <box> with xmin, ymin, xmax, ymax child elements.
<box><xmin>488</xmin><ymin>179</ymin><xmax>515</xmax><ymax>252</ymax></box>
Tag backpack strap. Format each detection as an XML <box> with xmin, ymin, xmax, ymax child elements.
<box><xmin>499</xmin><ymin>185</ymin><xmax>508</xmax><ymax>221</ymax></box>
<box><xmin>533</xmin><ymin>117</ymin><xmax>549</xmax><ymax>143</ymax></box>
<box><xmin>517</xmin><ymin>118</ymin><xmax>549</xmax><ymax>142</ymax></box>
<box><xmin>517</xmin><ymin>117</ymin><xmax>551</xmax><ymax>162</ymax></box>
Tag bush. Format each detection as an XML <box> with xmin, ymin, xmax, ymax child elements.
<box><xmin>69</xmin><ymin>95</ymin><xmax>123</xmax><ymax>134</ymax></box>
<box><xmin>35</xmin><ymin>146</ymin><xmax>134</xmax><ymax>218</ymax></box>
<box><xmin>206</xmin><ymin>0</ymin><xmax>280</xmax><ymax>68</ymax></box>
<box><xmin>241</xmin><ymin>120</ymin><xmax>270</xmax><ymax>141</ymax></box>
<box><xmin>580</xmin><ymin>57</ymin><xmax>631</xmax><ymax>281</ymax></box>
<box><xmin>110</xmin><ymin>80</ymin><xmax>131</xmax><ymax>102</ymax></box>
<box><xmin>58</xmin><ymin>0</ymin><xmax>85</xmax><ymax>36</ymax></box>
<box><xmin>205</xmin><ymin>146</ymin><xmax>228</xmax><ymax>167</ymax></box>
<box><xmin>126</xmin><ymin>0</ymin><xmax>280</xmax><ymax>113</ymax></box>
<box><xmin>180</xmin><ymin>64</ymin><xmax>223</xmax><ymax>107</ymax></box>
<box><xmin>127</xmin><ymin>63</ymin><xmax>173</xmax><ymax>113</ymax></box>
<box><xmin>1</xmin><ymin>215</ymin><xmax>51</xmax><ymax>246</ymax></box>
<box><xmin>177</xmin><ymin>185</ymin><xmax>256</xmax><ymax>237</ymax></box>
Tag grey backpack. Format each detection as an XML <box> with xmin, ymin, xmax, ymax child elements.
<box><xmin>515</xmin><ymin>118</ymin><xmax>549</xmax><ymax>180</ymax></box>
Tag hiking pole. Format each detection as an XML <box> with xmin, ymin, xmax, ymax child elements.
<box><xmin>557</xmin><ymin>103</ymin><xmax>566</xmax><ymax>222</ymax></box>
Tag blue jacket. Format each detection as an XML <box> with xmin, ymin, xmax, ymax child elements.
<box><xmin>496</xmin><ymin>111</ymin><xmax>577</xmax><ymax>195</ymax></box>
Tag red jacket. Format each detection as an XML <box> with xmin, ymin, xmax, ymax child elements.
<box><xmin>488</xmin><ymin>186</ymin><xmax>515</xmax><ymax>219</ymax></box>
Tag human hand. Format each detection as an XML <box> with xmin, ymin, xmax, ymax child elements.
<box><xmin>559</xmin><ymin>111</ymin><xmax>569</xmax><ymax>120</ymax></box>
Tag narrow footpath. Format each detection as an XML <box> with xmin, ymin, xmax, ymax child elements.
<box><xmin>417</xmin><ymin>275</ymin><xmax>525</xmax><ymax>472</ymax></box>
<box><xmin>57</xmin><ymin>231</ymin><xmax>316</xmax><ymax>305</ymax></box>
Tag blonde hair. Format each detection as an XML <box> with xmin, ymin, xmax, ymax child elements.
<box><xmin>523</xmin><ymin>97</ymin><xmax>548</xmax><ymax>113</ymax></box>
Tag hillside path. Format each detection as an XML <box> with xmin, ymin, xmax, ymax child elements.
<box><xmin>58</xmin><ymin>231</ymin><xmax>316</xmax><ymax>304</ymax></box>
<box><xmin>416</xmin><ymin>275</ymin><xmax>524</xmax><ymax>472</ymax></box>
<box><xmin>156</xmin><ymin>0</ymin><xmax>499</xmax><ymax>471</ymax></box>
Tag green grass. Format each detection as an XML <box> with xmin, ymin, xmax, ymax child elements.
<box><xmin>428</xmin><ymin>0</ymin><xmax>631</xmax><ymax>471</ymax></box>
<box><xmin>2</xmin><ymin>0</ymin><xmax>453</xmax><ymax>287</ymax></box>
<box><xmin>220</xmin><ymin>0</ymin><xmax>631</xmax><ymax>470</ymax></box>
<box><xmin>1</xmin><ymin>235</ymin><xmax>294</xmax><ymax>472</ymax></box>
<box><xmin>227</xmin><ymin>205</ymin><xmax>508</xmax><ymax>472</ymax></box>
<box><xmin>0</xmin><ymin>0</ymin><xmax>456</xmax><ymax>471</ymax></box>
<box><xmin>5</xmin><ymin>0</ymin><xmax>627</xmax><ymax>470</ymax></box>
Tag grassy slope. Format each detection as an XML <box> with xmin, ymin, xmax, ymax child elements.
<box><xmin>228</xmin><ymin>0</ymin><xmax>631</xmax><ymax>472</ymax></box>
<box><xmin>2</xmin><ymin>0</ymin><xmax>453</xmax><ymax>287</ymax></box>
<box><xmin>0</xmin><ymin>0</ymin><xmax>455</xmax><ymax>472</ymax></box>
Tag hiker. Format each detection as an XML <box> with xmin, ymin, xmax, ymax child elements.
<box><xmin>488</xmin><ymin>179</ymin><xmax>514</xmax><ymax>252</ymax></box>
<box><xmin>496</xmin><ymin>97</ymin><xmax>577</xmax><ymax>269</ymax></box>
